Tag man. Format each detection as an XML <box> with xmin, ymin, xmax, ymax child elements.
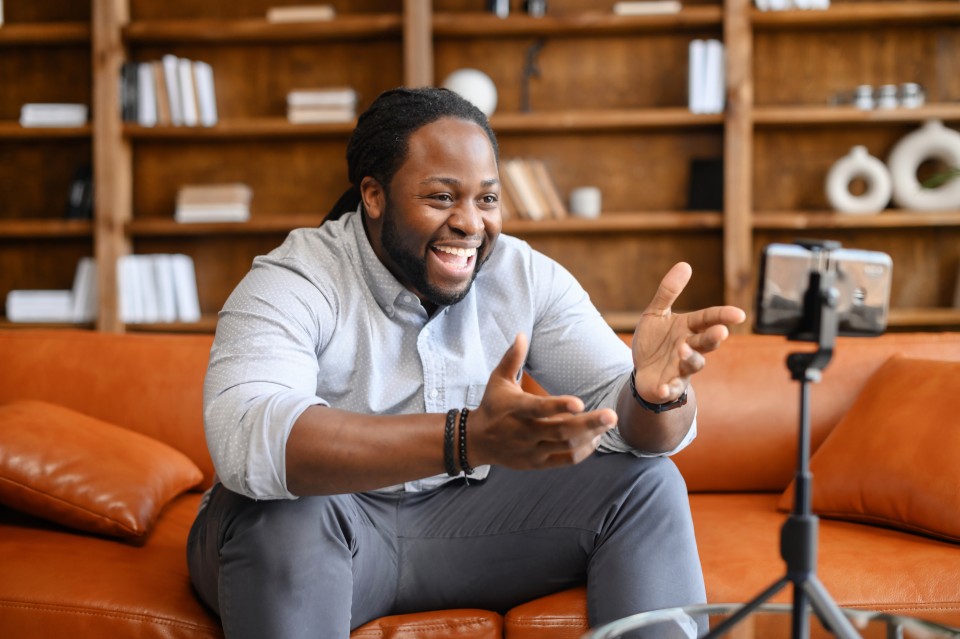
<box><xmin>188</xmin><ymin>86</ymin><xmax>746</xmax><ymax>638</ymax></box>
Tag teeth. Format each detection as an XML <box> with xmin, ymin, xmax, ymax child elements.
<box><xmin>435</xmin><ymin>246</ymin><xmax>477</xmax><ymax>257</ymax></box>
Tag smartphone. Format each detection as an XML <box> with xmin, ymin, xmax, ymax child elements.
<box><xmin>754</xmin><ymin>242</ymin><xmax>893</xmax><ymax>338</ymax></box>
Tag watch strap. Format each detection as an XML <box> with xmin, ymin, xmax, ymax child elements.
<box><xmin>629</xmin><ymin>370</ymin><xmax>688</xmax><ymax>414</ymax></box>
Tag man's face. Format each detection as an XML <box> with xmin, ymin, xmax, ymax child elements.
<box><xmin>363</xmin><ymin>117</ymin><xmax>502</xmax><ymax>313</ymax></box>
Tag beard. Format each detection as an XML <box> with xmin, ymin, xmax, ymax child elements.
<box><xmin>380</xmin><ymin>199</ymin><xmax>489</xmax><ymax>309</ymax></box>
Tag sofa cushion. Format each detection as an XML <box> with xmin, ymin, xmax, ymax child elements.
<box><xmin>778</xmin><ymin>356</ymin><xmax>960</xmax><ymax>543</ymax></box>
<box><xmin>0</xmin><ymin>400</ymin><xmax>203</xmax><ymax>540</ymax></box>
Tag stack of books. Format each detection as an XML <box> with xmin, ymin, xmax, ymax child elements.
<box><xmin>688</xmin><ymin>39</ymin><xmax>725</xmax><ymax>115</ymax></box>
<box><xmin>286</xmin><ymin>87</ymin><xmax>357</xmax><ymax>124</ymax></box>
<box><xmin>117</xmin><ymin>254</ymin><xmax>201</xmax><ymax>324</ymax></box>
<box><xmin>498</xmin><ymin>158</ymin><xmax>568</xmax><ymax>221</ymax></box>
<box><xmin>612</xmin><ymin>1</ymin><xmax>682</xmax><ymax>15</ymax></box>
<box><xmin>5</xmin><ymin>257</ymin><xmax>97</xmax><ymax>323</ymax></box>
<box><xmin>120</xmin><ymin>55</ymin><xmax>218</xmax><ymax>127</ymax></box>
<box><xmin>175</xmin><ymin>183</ymin><xmax>252</xmax><ymax>223</ymax></box>
<box><xmin>19</xmin><ymin>103</ymin><xmax>88</xmax><ymax>127</ymax></box>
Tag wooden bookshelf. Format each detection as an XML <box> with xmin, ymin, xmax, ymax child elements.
<box><xmin>3</xmin><ymin>0</ymin><xmax>959</xmax><ymax>333</ymax></box>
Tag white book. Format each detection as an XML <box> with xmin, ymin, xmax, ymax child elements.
<box><xmin>70</xmin><ymin>257</ymin><xmax>97</xmax><ymax>323</ymax></box>
<box><xmin>612</xmin><ymin>1</ymin><xmax>682</xmax><ymax>16</ymax></box>
<box><xmin>266</xmin><ymin>5</ymin><xmax>335</xmax><ymax>23</ymax></box>
<box><xmin>170</xmin><ymin>254</ymin><xmax>201</xmax><ymax>323</ymax></box>
<box><xmin>688</xmin><ymin>39</ymin><xmax>707</xmax><ymax>114</ymax></box>
<box><xmin>161</xmin><ymin>54</ymin><xmax>184</xmax><ymax>126</ymax></box>
<box><xmin>152</xmin><ymin>254</ymin><xmax>178</xmax><ymax>323</ymax></box>
<box><xmin>136</xmin><ymin>254</ymin><xmax>161</xmax><ymax>323</ymax></box>
<box><xmin>175</xmin><ymin>205</ymin><xmax>251</xmax><ymax>223</ymax></box>
<box><xmin>178</xmin><ymin>57</ymin><xmax>199</xmax><ymax>127</ymax></box>
<box><xmin>137</xmin><ymin>63</ymin><xmax>158</xmax><ymax>127</ymax></box>
<box><xmin>20</xmin><ymin>103</ymin><xmax>88</xmax><ymax>127</ymax></box>
<box><xmin>193</xmin><ymin>61</ymin><xmax>218</xmax><ymax>127</ymax></box>
<box><xmin>794</xmin><ymin>0</ymin><xmax>812</xmax><ymax>9</ymax></box>
<box><xmin>117</xmin><ymin>254</ymin><xmax>143</xmax><ymax>323</ymax></box>
<box><xmin>703</xmin><ymin>39</ymin><xmax>725</xmax><ymax>114</ymax></box>
<box><xmin>5</xmin><ymin>290</ymin><xmax>74</xmax><ymax>323</ymax></box>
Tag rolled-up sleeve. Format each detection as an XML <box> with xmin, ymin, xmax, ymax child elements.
<box><xmin>203</xmin><ymin>258</ymin><xmax>334</xmax><ymax>500</ymax></box>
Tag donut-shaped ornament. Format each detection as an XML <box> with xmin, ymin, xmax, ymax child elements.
<box><xmin>888</xmin><ymin>119</ymin><xmax>960</xmax><ymax>211</ymax></box>
<box><xmin>825</xmin><ymin>146</ymin><xmax>892</xmax><ymax>215</ymax></box>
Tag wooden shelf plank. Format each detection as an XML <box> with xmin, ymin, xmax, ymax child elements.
<box><xmin>0</xmin><ymin>320</ymin><xmax>95</xmax><ymax>329</ymax></box>
<box><xmin>434</xmin><ymin>7</ymin><xmax>723</xmax><ymax>37</ymax></box>
<box><xmin>753</xmin><ymin>211</ymin><xmax>960</xmax><ymax>230</ymax></box>
<box><xmin>505</xmin><ymin>212</ymin><xmax>723</xmax><ymax>234</ymax></box>
<box><xmin>0</xmin><ymin>121</ymin><xmax>92</xmax><ymax>139</ymax></box>
<box><xmin>888</xmin><ymin>307</ymin><xmax>960</xmax><ymax>328</ymax></box>
<box><xmin>0</xmin><ymin>22</ymin><xmax>90</xmax><ymax>45</ymax></box>
<box><xmin>0</xmin><ymin>219</ymin><xmax>94</xmax><ymax>238</ymax></box>
<box><xmin>123</xmin><ymin>14</ymin><xmax>403</xmax><ymax>43</ymax></box>
<box><xmin>752</xmin><ymin>2</ymin><xmax>960</xmax><ymax>29</ymax></box>
<box><xmin>754</xmin><ymin>104</ymin><xmax>960</xmax><ymax>126</ymax></box>
<box><xmin>128</xmin><ymin>214</ymin><xmax>325</xmax><ymax>236</ymax></box>
<box><xmin>125</xmin><ymin>118</ymin><xmax>355</xmax><ymax>140</ymax></box>
<box><xmin>491</xmin><ymin>108</ymin><xmax>723</xmax><ymax>133</ymax></box>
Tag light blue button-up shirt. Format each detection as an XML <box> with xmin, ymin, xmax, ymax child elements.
<box><xmin>203</xmin><ymin>208</ymin><xmax>695</xmax><ymax>500</ymax></box>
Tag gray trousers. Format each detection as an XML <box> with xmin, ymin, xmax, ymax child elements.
<box><xmin>187</xmin><ymin>452</ymin><xmax>706</xmax><ymax>639</ymax></box>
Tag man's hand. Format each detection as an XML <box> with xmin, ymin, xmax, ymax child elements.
<box><xmin>632</xmin><ymin>262</ymin><xmax>746</xmax><ymax>404</ymax></box>
<box><xmin>469</xmin><ymin>333</ymin><xmax>617</xmax><ymax>470</ymax></box>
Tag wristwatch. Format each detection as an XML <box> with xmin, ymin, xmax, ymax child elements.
<box><xmin>629</xmin><ymin>370</ymin><xmax>688</xmax><ymax>414</ymax></box>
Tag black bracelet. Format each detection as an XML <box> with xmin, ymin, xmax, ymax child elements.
<box><xmin>444</xmin><ymin>409</ymin><xmax>459</xmax><ymax>477</ymax></box>
<box><xmin>457</xmin><ymin>408</ymin><xmax>475</xmax><ymax>475</ymax></box>
<box><xmin>629</xmin><ymin>369</ymin><xmax>688</xmax><ymax>414</ymax></box>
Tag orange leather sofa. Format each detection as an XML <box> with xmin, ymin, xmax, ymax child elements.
<box><xmin>1</xmin><ymin>328</ymin><xmax>958</xmax><ymax>639</ymax></box>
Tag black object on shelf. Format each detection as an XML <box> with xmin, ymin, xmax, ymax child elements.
<box><xmin>65</xmin><ymin>165</ymin><xmax>94</xmax><ymax>220</ymax></box>
<box><xmin>687</xmin><ymin>158</ymin><xmax>723</xmax><ymax>211</ymax></box>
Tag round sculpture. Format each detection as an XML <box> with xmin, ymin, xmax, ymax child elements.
<box><xmin>887</xmin><ymin>119</ymin><xmax>960</xmax><ymax>211</ymax></box>
<box><xmin>825</xmin><ymin>146</ymin><xmax>892</xmax><ymax>215</ymax></box>
<box><xmin>441</xmin><ymin>69</ymin><xmax>498</xmax><ymax>117</ymax></box>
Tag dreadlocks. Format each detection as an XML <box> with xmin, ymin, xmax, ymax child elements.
<box><xmin>324</xmin><ymin>87</ymin><xmax>500</xmax><ymax>222</ymax></box>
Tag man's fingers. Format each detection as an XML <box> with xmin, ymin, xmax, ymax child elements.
<box><xmin>493</xmin><ymin>333</ymin><xmax>529</xmax><ymax>384</ymax></box>
<box><xmin>644</xmin><ymin>262</ymin><xmax>692</xmax><ymax>315</ymax></box>
<box><xmin>685</xmin><ymin>305</ymin><xmax>746</xmax><ymax>334</ymax></box>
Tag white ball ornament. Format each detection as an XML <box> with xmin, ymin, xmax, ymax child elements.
<box><xmin>887</xmin><ymin>119</ymin><xmax>960</xmax><ymax>211</ymax></box>
<box><xmin>442</xmin><ymin>69</ymin><xmax>498</xmax><ymax>117</ymax></box>
<box><xmin>825</xmin><ymin>146</ymin><xmax>892</xmax><ymax>215</ymax></box>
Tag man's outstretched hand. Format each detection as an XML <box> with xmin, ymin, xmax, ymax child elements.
<box><xmin>632</xmin><ymin>262</ymin><xmax>746</xmax><ymax>404</ymax></box>
<box><xmin>470</xmin><ymin>333</ymin><xmax>618</xmax><ymax>470</ymax></box>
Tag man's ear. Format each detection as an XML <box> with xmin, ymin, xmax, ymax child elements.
<box><xmin>360</xmin><ymin>176</ymin><xmax>386</xmax><ymax>220</ymax></box>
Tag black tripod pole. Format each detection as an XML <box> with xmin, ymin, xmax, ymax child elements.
<box><xmin>702</xmin><ymin>250</ymin><xmax>862</xmax><ymax>639</ymax></box>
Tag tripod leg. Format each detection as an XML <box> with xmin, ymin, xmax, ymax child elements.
<box><xmin>803</xmin><ymin>575</ymin><xmax>862</xmax><ymax>639</ymax></box>
<box><xmin>701</xmin><ymin>578</ymin><xmax>790</xmax><ymax>639</ymax></box>
<box><xmin>793</xmin><ymin>583</ymin><xmax>810</xmax><ymax>639</ymax></box>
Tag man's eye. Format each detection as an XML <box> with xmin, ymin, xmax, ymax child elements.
<box><xmin>434</xmin><ymin>194</ymin><xmax>453</xmax><ymax>202</ymax></box>
<box><xmin>481</xmin><ymin>194</ymin><xmax>499</xmax><ymax>205</ymax></box>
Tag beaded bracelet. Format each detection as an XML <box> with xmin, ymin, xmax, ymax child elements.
<box><xmin>458</xmin><ymin>408</ymin><xmax>475</xmax><ymax>475</ymax></box>
<box><xmin>444</xmin><ymin>408</ymin><xmax>459</xmax><ymax>477</ymax></box>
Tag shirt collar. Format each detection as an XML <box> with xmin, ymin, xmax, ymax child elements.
<box><xmin>346</xmin><ymin>205</ymin><xmax>426</xmax><ymax>315</ymax></box>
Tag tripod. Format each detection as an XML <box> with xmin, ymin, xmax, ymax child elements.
<box><xmin>702</xmin><ymin>250</ymin><xmax>862</xmax><ymax>639</ymax></box>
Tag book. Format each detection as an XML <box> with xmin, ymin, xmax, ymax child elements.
<box><xmin>503</xmin><ymin>158</ymin><xmax>547</xmax><ymax>221</ymax></box>
<box><xmin>19</xmin><ymin>103</ymin><xmax>88</xmax><ymax>127</ymax></box>
<box><xmin>152</xmin><ymin>60</ymin><xmax>171</xmax><ymax>125</ymax></box>
<box><xmin>137</xmin><ymin>62</ymin><xmax>158</xmax><ymax>127</ymax></box>
<box><xmin>287</xmin><ymin>87</ymin><xmax>358</xmax><ymax>108</ymax></box>
<box><xmin>162</xmin><ymin>54</ymin><xmax>184</xmax><ymax>126</ymax></box>
<box><xmin>117</xmin><ymin>254</ymin><xmax>143</xmax><ymax>323</ymax></box>
<box><xmin>703</xmin><ymin>39</ymin><xmax>725</xmax><ymax>114</ymax></box>
<box><xmin>688</xmin><ymin>39</ymin><xmax>707</xmax><ymax>114</ymax></box>
<box><xmin>170</xmin><ymin>254</ymin><xmax>201</xmax><ymax>322</ymax></box>
<box><xmin>499</xmin><ymin>168</ymin><xmax>529</xmax><ymax>220</ymax></box>
<box><xmin>193</xmin><ymin>60</ymin><xmax>218</xmax><ymax>127</ymax></box>
<box><xmin>5</xmin><ymin>290</ymin><xmax>74</xmax><ymax>323</ymax></box>
<box><xmin>178</xmin><ymin>57</ymin><xmax>199</xmax><ymax>126</ymax></box>
<box><xmin>70</xmin><ymin>257</ymin><xmax>97</xmax><ymax>323</ymax></box>
<box><xmin>612</xmin><ymin>1</ymin><xmax>682</xmax><ymax>16</ymax></box>
<box><xmin>120</xmin><ymin>61</ymin><xmax>139</xmax><ymax>122</ymax></box>
<box><xmin>286</xmin><ymin>104</ymin><xmax>355</xmax><ymax>124</ymax></box>
<box><xmin>266</xmin><ymin>4</ymin><xmax>335</xmax><ymax>23</ymax></box>
<box><xmin>529</xmin><ymin>159</ymin><xmax>569</xmax><ymax>219</ymax></box>
<box><xmin>152</xmin><ymin>254</ymin><xmax>178</xmax><ymax>323</ymax></box>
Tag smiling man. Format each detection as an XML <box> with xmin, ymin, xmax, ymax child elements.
<box><xmin>187</xmin><ymin>87</ymin><xmax>745</xmax><ymax>639</ymax></box>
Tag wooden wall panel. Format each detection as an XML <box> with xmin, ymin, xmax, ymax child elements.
<box><xmin>0</xmin><ymin>140</ymin><xmax>91</xmax><ymax>219</ymax></box>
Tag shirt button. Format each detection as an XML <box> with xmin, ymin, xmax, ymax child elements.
<box><xmin>429</xmin><ymin>388</ymin><xmax>439</xmax><ymax>399</ymax></box>
<box><xmin>402</xmin><ymin>295</ymin><xmax>412</xmax><ymax>304</ymax></box>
